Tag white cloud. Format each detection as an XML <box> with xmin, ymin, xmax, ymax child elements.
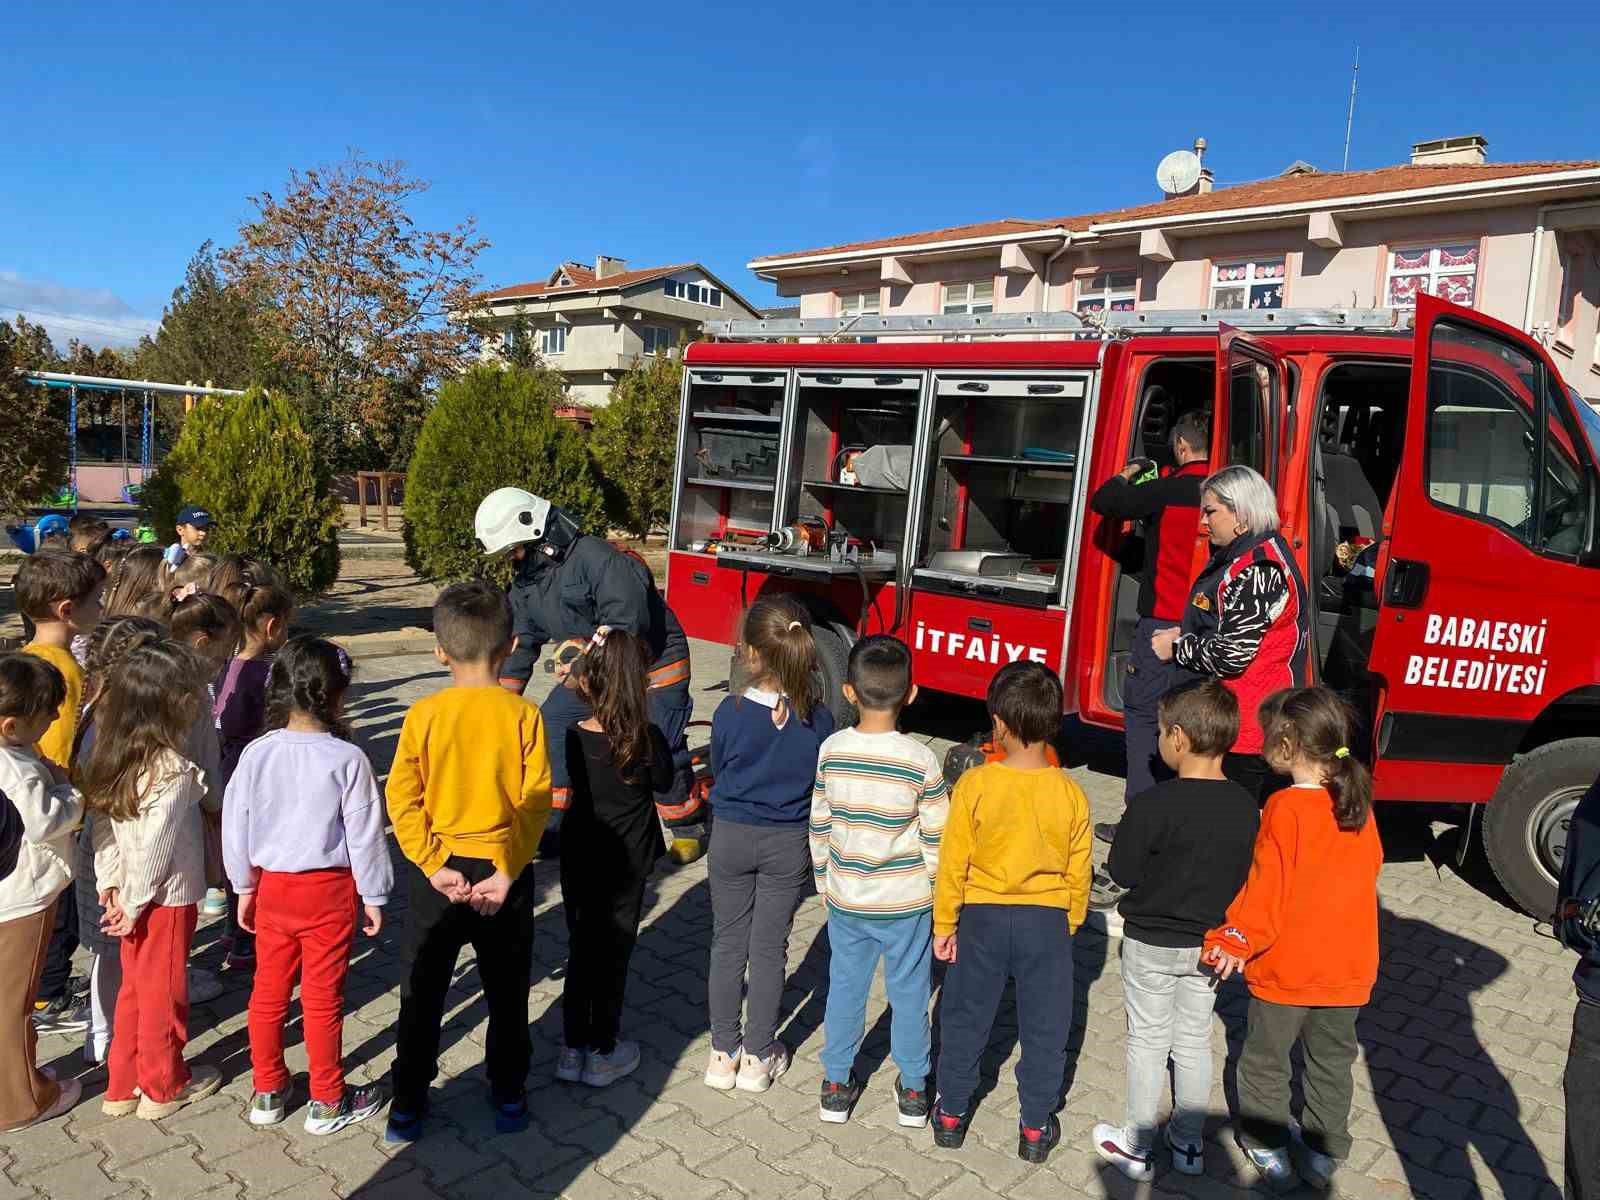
<box><xmin>0</xmin><ymin>271</ymin><xmax>160</xmax><ymax>350</ymax></box>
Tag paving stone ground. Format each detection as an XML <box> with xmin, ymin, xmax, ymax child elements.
<box><xmin>2</xmin><ymin>639</ymin><xmax>1575</xmax><ymax>1199</ymax></box>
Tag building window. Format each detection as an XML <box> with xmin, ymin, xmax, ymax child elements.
<box><xmin>941</xmin><ymin>279</ymin><xmax>994</xmax><ymax>315</ymax></box>
<box><xmin>1076</xmin><ymin>270</ymin><xmax>1138</xmax><ymax>314</ymax></box>
<box><xmin>838</xmin><ymin>290</ymin><xmax>881</xmax><ymax>317</ymax></box>
<box><xmin>1558</xmin><ymin>235</ymin><xmax>1595</xmax><ymax>349</ymax></box>
<box><xmin>642</xmin><ymin>325</ymin><xmax>672</xmax><ymax>356</ymax></box>
<box><xmin>500</xmin><ymin>327</ymin><xmax>517</xmax><ymax>352</ymax></box>
<box><xmin>539</xmin><ymin>325</ymin><xmax>567</xmax><ymax>355</ymax></box>
<box><xmin>664</xmin><ymin>279</ymin><xmax>722</xmax><ymax>307</ymax></box>
<box><xmin>1386</xmin><ymin>243</ymin><xmax>1478</xmax><ymax>309</ymax></box>
<box><xmin>1211</xmin><ymin>257</ymin><xmax>1286</xmax><ymax>310</ymax></box>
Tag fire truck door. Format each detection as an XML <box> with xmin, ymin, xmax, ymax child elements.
<box><xmin>1213</xmin><ymin>326</ymin><xmax>1289</xmax><ymax>488</ymax></box>
<box><xmin>1367</xmin><ymin>294</ymin><xmax>1599</xmax><ymax>777</ymax></box>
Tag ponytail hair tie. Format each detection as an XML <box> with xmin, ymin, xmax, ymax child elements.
<box><xmin>787</xmin><ymin>620</ymin><xmax>803</xmax><ymax>632</ymax></box>
<box><xmin>1334</xmin><ymin>746</ymin><xmax>1351</xmax><ymax>759</ymax></box>
<box><xmin>171</xmin><ymin>582</ymin><xmax>200</xmax><ymax>603</ymax></box>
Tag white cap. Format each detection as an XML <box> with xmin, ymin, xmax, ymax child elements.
<box><xmin>474</xmin><ymin>487</ymin><xmax>552</xmax><ymax>556</ymax></box>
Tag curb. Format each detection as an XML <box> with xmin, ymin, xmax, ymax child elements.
<box><xmin>3</xmin><ymin>544</ymin><xmax>409</xmax><ymax>565</ymax></box>
<box><xmin>334</xmin><ymin>629</ymin><xmax>436</xmax><ymax>660</ymax></box>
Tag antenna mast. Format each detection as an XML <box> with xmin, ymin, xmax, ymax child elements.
<box><xmin>1342</xmin><ymin>45</ymin><xmax>1360</xmax><ymax>172</ymax></box>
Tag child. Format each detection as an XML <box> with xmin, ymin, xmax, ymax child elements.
<box><xmin>1202</xmin><ymin>687</ymin><xmax>1382</xmax><ymax>1194</ymax></box>
<box><xmin>68</xmin><ymin>514</ymin><xmax>113</xmax><ymax>556</ymax></box>
<box><xmin>1091</xmin><ymin>680</ymin><xmax>1260</xmax><ymax>1181</ymax></box>
<box><xmin>169</xmin><ymin>553</ymin><xmax>219</xmax><ymax>593</ymax></box>
<box><xmin>101</xmin><ymin>546</ymin><xmax>172</xmax><ymax>622</ymax></box>
<box><xmin>931</xmin><ymin>661</ymin><xmax>1091</xmax><ymax>1165</ymax></box>
<box><xmin>810</xmin><ymin>635</ymin><xmax>947</xmax><ymax>1127</ymax></box>
<box><xmin>211</xmin><ymin>558</ymin><xmax>295</xmax><ymax>970</ymax></box>
<box><xmin>81</xmin><ymin>638</ymin><xmax>221</xmax><ymax>1119</ymax></box>
<box><xmin>0</xmin><ymin>654</ymin><xmax>85</xmax><ymax>1131</ymax></box>
<box><xmin>16</xmin><ymin>550</ymin><xmax>104</xmax><ymax>1036</ymax></box>
<box><xmin>224</xmin><ymin>636</ymin><xmax>393</xmax><ymax>1134</ymax></box>
<box><xmin>385</xmin><ymin>581</ymin><xmax>552</xmax><ymax>1141</ymax></box>
<box><xmin>555</xmin><ymin>629</ymin><xmax>673</xmax><ymax>1089</ymax></box>
<box><xmin>705</xmin><ymin>597</ymin><xmax>836</xmax><ymax>1093</ymax></box>
<box><xmin>73</xmin><ymin>617</ymin><xmax>167</xmax><ymax>1066</ymax></box>
<box><xmin>169</xmin><ymin>590</ymin><xmax>239</xmax><ymax>927</ymax></box>
<box><xmin>164</xmin><ymin>505</ymin><xmax>213</xmax><ymax>571</ymax></box>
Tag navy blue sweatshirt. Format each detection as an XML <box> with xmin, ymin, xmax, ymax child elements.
<box><xmin>709</xmin><ymin>692</ymin><xmax>836</xmax><ymax>825</ymax></box>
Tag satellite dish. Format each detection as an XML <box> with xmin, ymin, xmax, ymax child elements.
<box><xmin>1156</xmin><ymin>149</ymin><xmax>1203</xmax><ymax>195</ymax></box>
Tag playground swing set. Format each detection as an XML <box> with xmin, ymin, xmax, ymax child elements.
<box><xmin>6</xmin><ymin>371</ymin><xmax>244</xmax><ymax>553</ymax></box>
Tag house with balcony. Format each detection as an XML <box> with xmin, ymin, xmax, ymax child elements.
<box><xmin>472</xmin><ymin>256</ymin><xmax>761</xmax><ymax>407</ymax></box>
<box><xmin>748</xmin><ymin>136</ymin><xmax>1600</xmax><ymax>403</ymax></box>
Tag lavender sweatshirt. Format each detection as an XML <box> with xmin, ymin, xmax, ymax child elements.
<box><xmin>222</xmin><ymin>730</ymin><xmax>394</xmax><ymax>906</ymax></box>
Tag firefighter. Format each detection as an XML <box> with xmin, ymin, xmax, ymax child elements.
<box><xmin>474</xmin><ymin>487</ymin><xmax>702</xmax><ymax>861</ymax></box>
<box><xmin>1089</xmin><ymin>409</ymin><xmax>1210</xmax><ymax>825</ymax></box>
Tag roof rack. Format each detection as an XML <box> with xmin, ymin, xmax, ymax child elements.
<box><xmin>704</xmin><ymin>307</ymin><xmax>1410</xmax><ymax>341</ymax></box>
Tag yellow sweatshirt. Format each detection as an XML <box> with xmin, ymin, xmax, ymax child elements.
<box><xmin>386</xmin><ymin>686</ymin><xmax>553</xmax><ymax>879</ymax></box>
<box><xmin>24</xmin><ymin>642</ymin><xmax>83</xmax><ymax>769</ymax></box>
<box><xmin>932</xmin><ymin>761</ymin><xmax>1093</xmax><ymax>937</ymax></box>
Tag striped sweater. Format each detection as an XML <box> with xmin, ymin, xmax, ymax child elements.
<box><xmin>809</xmin><ymin>727</ymin><xmax>949</xmax><ymax>920</ymax></box>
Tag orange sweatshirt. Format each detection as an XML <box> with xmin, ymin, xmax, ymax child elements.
<box><xmin>1204</xmin><ymin>784</ymin><xmax>1383</xmax><ymax>1007</ymax></box>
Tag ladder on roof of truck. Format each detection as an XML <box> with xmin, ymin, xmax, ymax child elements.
<box><xmin>705</xmin><ymin>307</ymin><xmax>1411</xmax><ymax>341</ymax></box>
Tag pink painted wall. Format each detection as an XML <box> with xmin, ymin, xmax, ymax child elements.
<box><xmin>77</xmin><ymin>465</ymin><xmax>150</xmax><ymax>504</ymax></box>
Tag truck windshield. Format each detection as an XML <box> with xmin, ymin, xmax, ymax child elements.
<box><xmin>1574</xmin><ymin>388</ymin><xmax>1600</xmax><ymax>461</ymax></box>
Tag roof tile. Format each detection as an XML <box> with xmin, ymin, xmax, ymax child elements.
<box><xmin>482</xmin><ymin>262</ymin><xmax>698</xmax><ymax>302</ymax></box>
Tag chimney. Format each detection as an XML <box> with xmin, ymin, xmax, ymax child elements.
<box><xmin>594</xmin><ymin>255</ymin><xmax>628</xmax><ymax>279</ymax></box>
<box><xmin>1411</xmin><ymin>135</ymin><xmax>1488</xmax><ymax>166</ymax></box>
<box><xmin>1194</xmin><ymin>137</ymin><xmax>1214</xmax><ymax>194</ymax></box>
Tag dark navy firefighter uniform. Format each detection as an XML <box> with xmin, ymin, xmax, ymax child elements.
<box><xmin>497</xmin><ymin>508</ymin><xmax>697</xmax><ymax>842</ymax></box>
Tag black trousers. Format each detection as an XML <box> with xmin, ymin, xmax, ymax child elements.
<box><xmin>935</xmin><ymin>903</ymin><xmax>1074</xmax><ymax>1130</ymax></box>
<box><xmin>391</xmin><ymin>856</ymin><xmax>536</xmax><ymax>1111</ymax></box>
<box><xmin>1122</xmin><ymin>618</ymin><xmax>1184</xmax><ymax>804</ymax></box>
<box><xmin>1236</xmin><ymin>997</ymin><xmax>1360</xmax><ymax>1159</ymax></box>
<box><xmin>561</xmin><ymin>859</ymin><xmax>648</xmax><ymax>1055</ymax></box>
<box><xmin>35</xmin><ymin>884</ymin><xmax>79</xmax><ymax>1002</ymax></box>
<box><xmin>1224</xmin><ymin>753</ymin><xmax>1289</xmax><ymax>805</ymax></box>
<box><xmin>1567</xmin><ymin>1000</ymin><xmax>1600</xmax><ymax>1199</ymax></box>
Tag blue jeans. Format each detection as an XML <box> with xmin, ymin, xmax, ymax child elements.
<box><xmin>1123</xmin><ymin>618</ymin><xmax>1185</xmax><ymax>803</ymax></box>
<box><xmin>821</xmin><ymin>910</ymin><xmax>932</xmax><ymax>1090</ymax></box>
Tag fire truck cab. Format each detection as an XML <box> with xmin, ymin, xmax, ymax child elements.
<box><xmin>665</xmin><ymin>295</ymin><xmax>1600</xmax><ymax>917</ymax></box>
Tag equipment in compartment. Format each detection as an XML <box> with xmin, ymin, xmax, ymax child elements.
<box><xmin>838</xmin><ymin>444</ymin><xmax>913</xmax><ymax>489</ymax></box>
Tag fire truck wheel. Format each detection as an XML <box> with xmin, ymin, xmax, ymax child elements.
<box><xmin>1483</xmin><ymin>738</ymin><xmax>1600</xmax><ymax>919</ymax></box>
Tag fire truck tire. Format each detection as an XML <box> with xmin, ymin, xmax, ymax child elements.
<box><xmin>1482</xmin><ymin>738</ymin><xmax>1600</xmax><ymax>919</ymax></box>
<box><xmin>724</xmin><ymin>624</ymin><xmax>857</xmax><ymax>728</ymax></box>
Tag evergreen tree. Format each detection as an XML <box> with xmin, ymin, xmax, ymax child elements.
<box><xmin>591</xmin><ymin>354</ymin><xmax>682</xmax><ymax>537</ymax></box>
<box><xmin>404</xmin><ymin>364</ymin><xmax>606</xmax><ymax>582</ymax></box>
<box><xmin>142</xmin><ymin>387</ymin><xmax>342</xmax><ymax>593</ymax></box>
<box><xmin>0</xmin><ymin>335</ymin><xmax>68</xmax><ymax>520</ymax></box>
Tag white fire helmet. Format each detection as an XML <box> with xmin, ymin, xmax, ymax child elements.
<box><xmin>474</xmin><ymin>487</ymin><xmax>552</xmax><ymax>556</ymax></box>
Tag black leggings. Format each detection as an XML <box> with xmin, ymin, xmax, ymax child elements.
<box><xmin>561</xmin><ymin>863</ymin><xmax>648</xmax><ymax>1055</ymax></box>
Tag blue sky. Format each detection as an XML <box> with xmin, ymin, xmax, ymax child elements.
<box><xmin>2</xmin><ymin>1</ymin><xmax>1597</xmax><ymax>349</ymax></box>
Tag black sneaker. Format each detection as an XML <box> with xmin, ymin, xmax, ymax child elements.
<box><xmin>32</xmin><ymin>995</ymin><xmax>90</xmax><ymax>1035</ymax></box>
<box><xmin>305</xmin><ymin>1084</ymin><xmax>386</xmax><ymax>1135</ymax></box>
<box><xmin>1088</xmin><ymin>870</ymin><xmax>1127</xmax><ymax>911</ymax></box>
<box><xmin>932</xmin><ymin>1105</ymin><xmax>971</xmax><ymax>1149</ymax></box>
<box><xmin>895</xmin><ymin>1077</ymin><xmax>930</xmax><ymax>1128</ymax></box>
<box><xmin>249</xmin><ymin>1087</ymin><xmax>291</xmax><ymax>1126</ymax></box>
<box><xmin>1094</xmin><ymin>821</ymin><xmax>1120</xmax><ymax>845</ymax></box>
<box><xmin>1018</xmin><ymin>1113</ymin><xmax>1062</xmax><ymax>1164</ymax></box>
<box><xmin>491</xmin><ymin>1091</ymin><xmax>530</xmax><ymax>1134</ymax></box>
<box><xmin>66</xmin><ymin>973</ymin><xmax>90</xmax><ymax>998</ymax></box>
<box><xmin>818</xmin><ymin>1075</ymin><xmax>862</xmax><ymax>1124</ymax></box>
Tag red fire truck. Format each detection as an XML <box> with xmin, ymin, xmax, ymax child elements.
<box><xmin>665</xmin><ymin>295</ymin><xmax>1600</xmax><ymax>917</ymax></box>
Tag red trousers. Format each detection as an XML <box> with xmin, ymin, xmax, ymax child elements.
<box><xmin>248</xmin><ymin>869</ymin><xmax>357</xmax><ymax>1103</ymax></box>
<box><xmin>108</xmin><ymin>903</ymin><xmax>197</xmax><ymax>1104</ymax></box>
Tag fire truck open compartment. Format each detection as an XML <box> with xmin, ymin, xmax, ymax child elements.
<box><xmin>674</xmin><ymin>370</ymin><xmax>785</xmax><ymax>553</ymax></box>
<box><xmin>914</xmin><ymin>373</ymin><xmax>1094</xmax><ymax>607</ymax></box>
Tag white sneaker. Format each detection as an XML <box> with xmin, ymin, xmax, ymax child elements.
<box><xmin>1238</xmin><ymin>1134</ymin><xmax>1299</xmax><ymax>1194</ymax></box>
<box><xmin>705</xmin><ymin>1047</ymin><xmax>740</xmax><ymax>1091</ymax></box>
<box><xmin>1092</xmin><ymin>1122</ymin><xmax>1153</xmax><ymax>1182</ymax></box>
<box><xmin>581</xmin><ymin>1041</ymin><xmax>641</xmax><ymax>1088</ymax></box>
<box><xmin>555</xmin><ymin>1045</ymin><xmax>586</xmax><ymax>1083</ymax></box>
<box><xmin>736</xmin><ymin>1044</ymin><xmax>790</xmax><ymax>1093</ymax></box>
<box><xmin>1290</xmin><ymin>1118</ymin><xmax>1339</xmax><ymax>1190</ymax></box>
<box><xmin>1166</xmin><ymin>1124</ymin><xmax>1205</xmax><ymax>1175</ymax></box>
<box><xmin>1</xmin><ymin>1076</ymin><xmax>81</xmax><ymax>1132</ymax></box>
<box><xmin>188</xmin><ymin>967</ymin><xmax>224</xmax><ymax>1004</ymax></box>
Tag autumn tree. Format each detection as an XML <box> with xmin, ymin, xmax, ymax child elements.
<box><xmin>591</xmin><ymin>354</ymin><xmax>682</xmax><ymax>537</ymax></box>
<box><xmin>223</xmin><ymin>154</ymin><xmax>488</xmax><ymax>469</ymax></box>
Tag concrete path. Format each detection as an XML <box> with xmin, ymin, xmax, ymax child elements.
<box><xmin>1</xmin><ymin>638</ymin><xmax>1572</xmax><ymax>1199</ymax></box>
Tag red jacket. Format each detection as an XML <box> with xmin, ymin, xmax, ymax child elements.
<box><xmin>1204</xmin><ymin>785</ymin><xmax>1383</xmax><ymax>1007</ymax></box>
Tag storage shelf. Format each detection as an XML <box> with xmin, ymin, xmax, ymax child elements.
<box><xmin>684</xmin><ymin>476</ymin><xmax>775</xmax><ymax>492</ymax></box>
<box><xmin>801</xmin><ymin>479</ymin><xmax>907</xmax><ymax>495</ymax></box>
<box><xmin>940</xmin><ymin>454</ymin><xmax>1077</xmax><ymax>470</ymax></box>
<box><xmin>690</xmin><ymin>411</ymin><xmax>782</xmax><ymax>425</ymax></box>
